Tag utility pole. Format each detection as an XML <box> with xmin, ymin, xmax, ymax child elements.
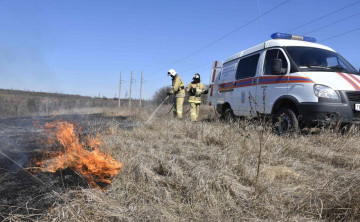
<box><xmin>118</xmin><ymin>71</ymin><xmax>122</xmax><ymax>107</ymax></box>
<box><xmin>139</xmin><ymin>71</ymin><xmax>143</xmax><ymax>108</ymax></box>
<box><xmin>129</xmin><ymin>71</ymin><xmax>133</xmax><ymax>108</ymax></box>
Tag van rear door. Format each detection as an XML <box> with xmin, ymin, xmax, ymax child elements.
<box><xmin>208</xmin><ymin>61</ymin><xmax>223</xmax><ymax>106</ymax></box>
<box><xmin>218</xmin><ymin>59</ymin><xmax>238</xmax><ymax>113</ymax></box>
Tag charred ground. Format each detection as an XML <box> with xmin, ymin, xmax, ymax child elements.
<box><xmin>0</xmin><ymin>114</ymin><xmax>130</xmax><ymax>220</ymax></box>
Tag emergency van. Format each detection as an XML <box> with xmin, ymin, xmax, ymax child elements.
<box><xmin>208</xmin><ymin>33</ymin><xmax>360</xmax><ymax>134</ymax></box>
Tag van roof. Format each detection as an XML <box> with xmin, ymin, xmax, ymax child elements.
<box><xmin>224</xmin><ymin>39</ymin><xmax>335</xmax><ymax>63</ymax></box>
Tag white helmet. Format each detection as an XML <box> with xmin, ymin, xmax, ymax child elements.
<box><xmin>167</xmin><ymin>69</ymin><xmax>177</xmax><ymax>77</ymax></box>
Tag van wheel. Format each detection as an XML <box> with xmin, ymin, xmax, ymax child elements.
<box><xmin>274</xmin><ymin>107</ymin><xmax>299</xmax><ymax>135</ymax></box>
<box><xmin>223</xmin><ymin>108</ymin><xmax>235</xmax><ymax>122</ymax></box>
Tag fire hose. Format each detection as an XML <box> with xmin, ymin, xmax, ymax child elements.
<box><xmin>166</xmin><ymin>104</ymin><xmax>174</xmax><ymax>115</ymax></box>
<box><xmin>145</xmin><ymin>96</ymin><xmax>192</xmax><ymax>124</ymax></box>
<box><xmin>0</xmin><ymin>150</ymin><xmax>45</xmax><ymax>185</ymax></box>
<box><xmin>165</xmin><ymin>105</ymin><xmax>190</xmax><ymax>116</ymax></box>
<box><xmin>145</xmin><ymin>95</ymin><xmax>170</xmax><ymax>124</ymax></box>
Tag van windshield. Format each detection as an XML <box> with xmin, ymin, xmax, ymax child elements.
<box><xmin>286</xmin><ymin>47</ymin><xmax>358</xmax><ymax>74</ymax></box>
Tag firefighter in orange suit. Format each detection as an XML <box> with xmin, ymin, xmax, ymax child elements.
<box><xmin>167</xmin><ymin>69</ymin><xmax>185</xmax><ymax>119</ymax></box>
<box><xmin>186</xmin><ymin>73</ymin><xmax>208</xmax><ymax>121</ymax></box>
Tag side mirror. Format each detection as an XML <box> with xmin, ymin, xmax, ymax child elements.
<box><xmin>271</xmin><ymin>59</ymin><xmax>287</xmax><ymax>75</ymax></box>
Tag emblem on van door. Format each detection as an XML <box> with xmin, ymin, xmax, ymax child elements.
<box><xmin>241</xmin><ymin>91</ymin><xmax>245</xmax><ymax>103</ymax></box>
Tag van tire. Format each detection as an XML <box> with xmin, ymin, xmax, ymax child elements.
<box><xmin>274</xmin><ymin>107</ymin><xmax>299</xmax><ymax>135</ymax></box>
<box><xmin>223</xmin><ymin>108</ymin><xmax>235</xmax><ymax>122</ymax></box>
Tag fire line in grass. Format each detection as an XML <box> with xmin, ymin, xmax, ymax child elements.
<box><xmin>33</xmin><ymin>120</ymin><xmax>122</xmax><ymax>188</ymax></box>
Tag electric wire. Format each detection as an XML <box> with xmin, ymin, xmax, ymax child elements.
<box><xmin>144</xmin><ymin>0</ymin><xmax>290</xmax><ymax>83</ymax></box>
<box><xmin>145</xmin><ymin>53</ymin><xmax>232</xmax><ymax>84</ymax></box>
<box><xmin>146</xmin><ymin>1</ymin><xmax>359</xmax><ymax>84</ymax></box>
<box><xmin>256</xmin><ymin>0</ymin><xmax>265</xmax><ymax>36</ymax></box>
<box><xmin>304</xmin><ymin>11</ymin><xmax>360</xmax><ymax>35</ymax></box>
<box><xmin>141</xmin><ymin>1</ymin><xmax>360</xmax><ymax>96</ymax></box>
<box><xmin>319</xmin><ymin>27</ymin><xmax>360</xmax><ymax>42</ymax></box>
<box><xmin>146</xmin><ymin>23</ymin><xmax>360</xmax><ymax>85</ymax></box>
<box><xmin>179</xmin><ymin>3</ymin><xmax>360</xmax><ymax>74</ymax></box>
<box><xmin>286</xmin><ymin>0</ymin><xmax>360</xmax><ymax>33</ymax></box>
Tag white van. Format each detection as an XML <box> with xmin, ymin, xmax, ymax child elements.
<box><xmin>208</xmin><ymin>33</ymin><xmax>360</xmax><ymax>133</ymax></box>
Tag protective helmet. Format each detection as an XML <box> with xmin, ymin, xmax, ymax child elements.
<box><xmin>193</xmin><ymin>73</ymin><xmax>200</xmax><ymax>83</ymax></box>
<box><xmin>167</xmin><ymin>69</ymin><xmax>177</xmax><ymax>77</ymax></box>
<box><xmin>193</xmin><ymin>73</ymin><xmax>200</xmax><ymax>80</ymax></box>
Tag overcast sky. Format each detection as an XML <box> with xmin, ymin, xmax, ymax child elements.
<box><xmin>1</xmin><ymin>0</ymin><xmax>360</xmax><ymax>99</ymax></box>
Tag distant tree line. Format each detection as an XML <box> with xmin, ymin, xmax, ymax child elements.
<box><xmin>152</xmin><ymin>85</ymin><xmax>209</xmax><ymax>105</ymax></box>
<box><xmin>0</xmin><ymin>89</ymin><xmax>151</xmax><ymax>118</ymax></box>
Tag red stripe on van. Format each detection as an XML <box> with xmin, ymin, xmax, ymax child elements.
<box><xmin>348</xmin><ymin>74</ymin><xmax>360</xmax><ymax>87</ymax></box>
<box><xmin>337</xmin><ymin>72</ymin><xmax>359</xmax><ymax>91</ymax></box>
<box><xmin>210</xmin><ymin>70</ymin><xmax>216</xmax><ymax>96</ymax></box>
<box><xmin>218</xmin><ymin>76</ymin><xmax>313</xmax><ymax>91</ymax></box>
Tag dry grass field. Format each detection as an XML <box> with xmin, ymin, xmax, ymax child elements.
<box><xmin>3</xmin><ymin>105</ymin><xmax>360</xmax><ymax>221</ymax></box>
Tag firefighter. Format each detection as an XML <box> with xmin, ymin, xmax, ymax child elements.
<box><xmin>167</xmin><ymin>69</ymin><xmax>185</xmax><ymax>119</ymax></box>
<box><xmin>186</xmin><ymin>73</ymin><xmax>208</xmax><ymax>121</ymax></box>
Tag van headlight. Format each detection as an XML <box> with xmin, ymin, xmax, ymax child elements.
<box><xmin>313</xmin><ymin>84</ymin><xmax>339</xmax><ymax>99</ymax></box>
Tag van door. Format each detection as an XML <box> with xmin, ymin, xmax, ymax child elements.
<box><xmin>218</xmin><ymin>59</ymin><xmax>238</xmax><ymax>114</ymax></box>
<box><xmin>256</xmin><ymin>48</ymin><xmax>290</xmax><ymax>114</ymax></box>
<box><xmin>234</xmin><ymin>53</ymin><xmax>260</xmax><ymax>116</ymax></box>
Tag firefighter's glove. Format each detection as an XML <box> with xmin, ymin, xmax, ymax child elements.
<box><xmin>203</xmin><ymin>89</ymin><xmax>209</xmax><ymax>94</ymax></box>
<box><xmin>167</xmin><ymin>90</ymin><xmax>174</xmax><ymax>95</ymax></box>
<box><xmin>190</xmin><ymin>88</ymin><xmax>196</xmax><ymax>94</ymax></box>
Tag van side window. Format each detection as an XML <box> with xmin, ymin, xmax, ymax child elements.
<box><xmin>264</xmin><ymin>49</ymin><xmax>288</xmax><ymax>75</ymax></box>
<box><xmin>235</xmin><ymin>54</ymin><xmax>260</xmax><ymax>80</ymax></box>
<box><xmin>221</xmin><ymin>59</ymin><xmax>239</xmax><ymax>82</ymax></box>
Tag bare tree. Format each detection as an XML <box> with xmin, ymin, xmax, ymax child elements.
<box><xmin>152</xmin><ymin>86</ymin><xmax>172</xmax><ymax>105</ymax></box>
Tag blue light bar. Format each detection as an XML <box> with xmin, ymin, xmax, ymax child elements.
<box><xmin>271</xmin><ymin>32</ymin><xmax>316</xmax><ymax>43</ymax></box>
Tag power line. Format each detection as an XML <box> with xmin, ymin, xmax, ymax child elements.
<box><xmin>180</xmin><ymin>53</ymin><xmax>233</xmax><ymax>74</ymax></box>
<box><xmin>256</xmin><ymin>0</ymin><xmax>265</xmax><ymax>36</ymax></box>
<box><xmin>119</xmin><ymin>72</ymin><xmax>122</xmax><ymax>106</ymax></box>
<box><xmin>304</xmin><ymin>12</ymin><xmax>360</xmax><ymax>35</ymax></box>
<box><xmin>182</xmin><ymin>2</ymin><xmax>360</xmax><ymax>73</ymax></box>
<box><xmin>319</xmin><ymin>27</ymin><xmax>360</xmax><ymax>42</ymax></box>
<box><xmin>286</xmin><ymin>0</ymin><xmax>360</xmax><ymax>33</ymax></box>
<box><xmin>145</xmin><ymin>1</ymin><xmax>360</xmax><ymax>87</ymax></box>
<box><xmin>129</xmin><ymin>71</ymin><xmax>133</xmax><ymax>108</ymax></box>
<box><xmin>145</xmin><ymin>53</ymin><xmax>233</xmax><ymax>84</ymax></box>
<box><xmin>145</xmin><ymin>0</ymin><xmax>290</xmax><ymax>81</ymax></box>
<box><xmin>139</xmin><ymin>71</ymin><xmax>143</xmax><ymax>107</ymax></box>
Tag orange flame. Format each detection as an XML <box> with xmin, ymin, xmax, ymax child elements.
<box><xmin>35</xmin><ymin>120</ymin><xmax>122</xmax><ymax>188</ymax></box>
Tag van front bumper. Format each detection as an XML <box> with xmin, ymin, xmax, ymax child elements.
<box><xmin>298</xmin><ymin>102</ymin><xmax>354</xmax><ymax>124</ymax></box>
<box><xmin>298</xmin><ymin>90</ymin><xmax>360</xmax><ymax>124</ymax></box>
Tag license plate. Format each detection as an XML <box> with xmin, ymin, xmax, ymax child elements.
<box><xmin>356</xmin><ymin>104</ymin><xmax>360</xmax><ymax>111</ymax></box>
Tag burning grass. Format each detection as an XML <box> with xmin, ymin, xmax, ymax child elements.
<box><xmin>33</xmin><ymin>120</ymin><xmax>122</xmax><ymax>188</ymax></box>
<box><xmin>2</xmin><ymin>106</ymin><xmax>360</xmax><ymax>221</ymax></box>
